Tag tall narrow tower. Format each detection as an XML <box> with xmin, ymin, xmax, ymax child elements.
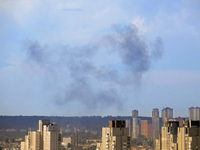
<box><xmin>132</xmin><ymin>110</ymin><xmax>140</xmax><ymax>139</ymax></box>
<box><xmin>39</xmin><ymin>120</ymin><xmax>50</xmax><ymax>150</ymax></box>
<box><xmin>152</xmin><ymin>108</ymin><xmax>160</xmax><ymax>140</ymax></box>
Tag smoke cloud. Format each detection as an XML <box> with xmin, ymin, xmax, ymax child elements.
<box><xmin>100</xmin><ymin>24</ymin><xmax>163</xmax><ymax>86</ymax></box>
<box><xmin>23</xmin><ymin>24</ymin><xmax>164</xmax><ymax>112</ymax></box>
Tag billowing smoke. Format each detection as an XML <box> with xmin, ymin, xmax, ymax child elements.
<box><xmin>24</xmin><ymin>24</ymin><xmax>163</xmax><ymax>112</ymax></box>
<box><xmin>100</xmin><ymin>24</ymin><xmax>163</xmax><ymax>86</ymax></box>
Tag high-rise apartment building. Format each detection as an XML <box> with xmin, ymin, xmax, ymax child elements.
<box><xmin>178</xmin><ymin>120</ymin><xmax>200</xmax><ymax>150</ymax></box>
<box><xmin>39</xmin><ymin>120</ymin><xmax>50</xmax><ymax>150</ymax></box>
<box><xmin>21</xmin><ymin>130</ymin><xmax>41</xmax><ymax>150</ymax></box>
<box><xmin>188</xmin><ymin>106</ymin><xmax>200</xmax><ymax>120</ymax></box>
<box><xmin>155</xmin><ymin>120</ymin><xmax>200</xmax><ymax>150</ymax></box>
<box><xmin>43</xmin><ymin>123</ymin><xmax>62</xmax><ymax>150</ymax></box>
<box><xmin>125</xmin><ymin>119</ymin><xmax>132</xmax><ymax>137</ymax></box>
<box><xmin>152</xmin><ymin>108</ymin><xmax>159</xmax><ymax>118</ymax></box>
<box><xmin>132</xmin><ymin>118</ymin><xmax>140</xmax><ymax>139</ymax></box>
<box><xmin>21</xmin><ymin>120</ymin><xmax>61</xmax><ymax>150</ymax></box>
<box><xmin>96</xmin><ymin>120</ymin><xmax>131</xmax><ymax>150</ymax></box>
<box><xmin>152</xmin><ymin>108</ymin><xmax>161</xmax><ymax>140</ymax></box>
<box><xmin>141</xmin><ymin>120</ymin><xmax>153</xmax><ymax>139</ymax></box>
<box><xmin>132</xmin><ymin>110</ymin><xmax>138</xmax><ymax>118</ymax></box>
<box><xmin>132</xmin><ymin>109</ymin><xmax>140</xmax><ymax>139</ymax></box>
<box><xmin>162</xmin><ymin>107</ymin><xmax>173</xmax><ymax>124</ymax></box>
<box><xmin>161</xmin><ymin>120</ymin><xmax>179</xmax><ymax>150</ymax></box>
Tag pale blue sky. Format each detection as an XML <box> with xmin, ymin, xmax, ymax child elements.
<box><xmin>0</xmin><ymin>0</ymin><xmax>200</xmax><ymax>117</ymax></box>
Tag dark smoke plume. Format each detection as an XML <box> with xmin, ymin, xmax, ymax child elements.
<box><xmin>23</xmin><ymin>23</ymin><xmax>164</xmax><ymax>112</ymax></box>
<box><xmin>100</xmin><ymin>24</ymin><xmax>163</xmax><ymax>86</ymax></box>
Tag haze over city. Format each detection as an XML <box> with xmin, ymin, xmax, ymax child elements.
<box><xmin>0</xmin><ymin>0</ymin><xmax>200</xmax><ymax>117</ymax></box>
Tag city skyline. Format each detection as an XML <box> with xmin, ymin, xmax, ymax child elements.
<box><xmin>0</xmin><ymin>0</ymin><xmax>200</xmax><ymax>117</ymax></box>
<box><xmin>0</xmin><ymin>107</ymin><xmax>196</xmax><ymax>119</ymax></box>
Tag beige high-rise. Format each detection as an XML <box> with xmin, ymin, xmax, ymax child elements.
<box><xmin>132</xmin><ymin>118</ymin><xmax>140</xmax><ymax>139</ymax></box>
<box><xmin>39</xmin><ymin>120</ymin><xmax>50</xmax><ymax>150</ymax></box>
<box><xmin>21</xmin><ymin>120</ymin><xmax>61</xmax><ymax>150</ymax></box>
<box><xmin>156</xmin><ymin>120</ymin><xmax>179</xmax><ymax>150</ymax></box>
<box><xmin>156</xmin><ymin>120</ymin><xmax>200</xmax><ymax>150</ymax></box>
<box><xmin>43</xmin><ymin>123</ymin><xmax>62</xmax><ymax>150</ymax></box>
<box><xmin>178</xmin><ymin>120</ymin><xmax>200</xmax><ymax>150</ymax></box>
<box><xmin>96</xmin><ymin>120</ymin><xmax>131</xmax><ymax>150</ymax></box>
<box><xmin>21</xmin><ymin>131</ymin><xmax>41</xmax><ymax>150</ymax></box>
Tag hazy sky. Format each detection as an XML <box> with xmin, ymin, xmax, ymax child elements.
<box><xmin>0</xmin><ymin>0</ymin><xmax>200</xmax><ymax>117</ymax></box>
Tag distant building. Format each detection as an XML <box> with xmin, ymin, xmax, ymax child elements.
<box><xmin>162</xmin><ymin>107</ymin><xmax>173</xmax><ymax>124</ymax></box>
<box><xmin>188</xmin><ymin>106</ymin><xmax>200</xmax><ymax>120</ymax></box>
<box><xmin>132</xmin><ymin>118</ymin><xmax>140</xmax><ymax>139</ymax></box>
<box><xmin>132</xmin><ymin>110</ymin><xmax>140</xmax><ymax>139</ymax></box>
<box><xmin>132</xmin><ymin>110</ymin><xmax>138</xmax><ymax>118</ymax></box>
<box><xmin>152</xmin><ymin>108</ymin><xmax>159</xmax><ymax>118</ymax></box>
<box><xmin>125</xmin><ymin>119</ymin><xmax>132</xmax><ymax>137</ymax></box>
<box><xmin>96</xmin><ymin>120</ymin><xmax>131</xmax><ymax>150</ymax></box>
<box><xmin>152</xmin><ymin>108</ymin><xmax>161</xmax><ymax>140</ymax></box>
<box><xmin>63</xmin><ymin>137</ymin><xmax>75</xmax><ymax>145</ymax></box>
<box><xmin>62</xmin><ymin>137</ymin><xmax>75</xmax><ymax>147</ymax></box>
<box><xmin>86</xmin><ymin>139</ymin><xmax>101</xmax><ymax>143</ymax></box>
<box><xmin>21</xmin><ymin>120</ymin><xmax>62</xmax><ymax>150</ymax></box>
<box><xmin>175</xmin><ymin>116</ymin><xmax>185</xmax><ymax>127</ymax></box>
<box><xmin>141</xmin><ymin>120</ymin><xmax>153</xmax><ymax>139</ymax></box>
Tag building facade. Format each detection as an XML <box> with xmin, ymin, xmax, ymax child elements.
<box><xmin>162</xmin><ymin>107</ymin><xmax>173</xmax><ymax>125</ymax></box>
<box><xmin>156</xmin><ymin>120</ymin><xmax>200</xmax><ymax>150</ymax></box>
<box><xmin>178</xmin><ymin>120</ymin><xmax>200</xmax><ymax>150</ymax></box>
<box><xmin>152</xmin><ymin>108</ymin><xmax>161</xmax><ymax>140</ymax></box>
<box><xmin>96</xmin><ymin>120</ymin><xmax>131</xmax><ymax>150</ymax></box>
<box><xmin>152</xmin><ymin>108</ymin><xmax>159</xmax><ymax>118</ymax></box>
<box><xmin>132</xmin><ymin>110</ymin><xmax>140</xmax><ymax>139</ymax></box>
<box><xmin>141</xmin><ymin>120</ymin><xmax>153</xmax><ymax>139</ymax></box>
<box><xmin>188</xmin><ymin>107</ymin><xmax>200</xmax><ymax>120</ymax></box>
<box><xmin>175</xmin><ymin>117</ymin><xmax>185</xmax><ymax>127</ymax></box>
<box><xmin>132</xmin><ymin>118</ymin><xmax>140</xmax><ymax>139</ymax></box>
<box><xmin>21</xmin><ymin>120</ymin><xmax>61</xmax><ymax>150</ymax></box>
<box><xmin>62</xmin><ymin>137</ymin><xmax>75</xmax><ymax>147</ymax></box>
<box><xmin>132</xmin><ymin>110</ymin><xmax>138</xmax><ymax>118</ymax></box>
<box><xmin>43</xmin><ymin>123</ymin><xmax>62</xmax><ymax>150</ymax></box>
<box><xmin>125</xmin><ymin>119</ymin><xmax>132</xmax><ymax>137</ymax></box>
